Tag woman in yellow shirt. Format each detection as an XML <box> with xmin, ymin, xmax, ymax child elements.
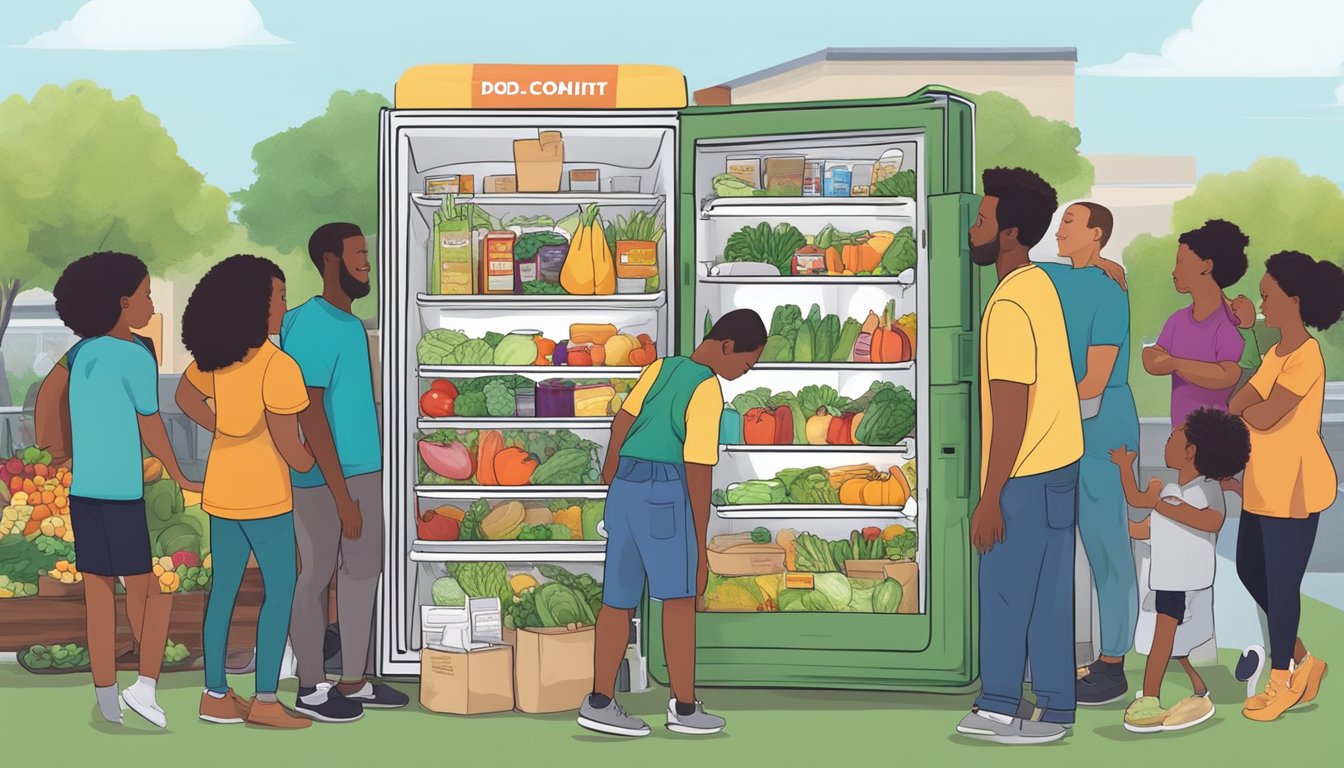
<box><xmin>177</xmin><ymin>255</ymin><xmax>315</xmax><ymax>730</ymax></box>
<box><xmin>1229</xmin><ymin>250</ymin><xmax>1344</xmax><ymax>722</ymax></box>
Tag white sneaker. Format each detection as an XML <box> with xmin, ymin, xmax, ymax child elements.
<box><xmin>121</xmin><ymin>683</ymin><xmax>167</xmax><ymax>728</ymax></box>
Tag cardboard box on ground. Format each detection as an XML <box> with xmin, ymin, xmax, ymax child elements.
<box><xmin>509</xmin><ymin>625</ymin><xmax>596</xmax><ymax>714</ymax></box>
<box><xmin>420</xmin><ymin>646</ymin><xmax>515</xmax><ymax>715</ymax></box>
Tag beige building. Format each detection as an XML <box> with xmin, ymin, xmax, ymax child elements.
<box><xmin>695</xmin><ymin>47</ymin><xmax>1078</xmax><ymax>125</ymax></box>
<box><xmin>1085</xmin><ymin>154</ymin><xmax>1197</xmax><ymax>261</ymax></box>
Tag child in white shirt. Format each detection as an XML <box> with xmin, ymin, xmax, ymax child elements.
<box><xmin>1111</xmin><ymin>407</ymin><xmax>1251</xmax><ymax>734</ymax></box>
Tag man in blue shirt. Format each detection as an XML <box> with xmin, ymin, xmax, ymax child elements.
<box><xmin>283</xmin><ymin>223</ymin><xmax>406</xmax><ymax>722</ymax></box>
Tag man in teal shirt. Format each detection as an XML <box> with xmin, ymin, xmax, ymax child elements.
<box><xmin>283</xmin><ymin>223</ymin><xmax>405</xmax><ymax>723</ymax></box>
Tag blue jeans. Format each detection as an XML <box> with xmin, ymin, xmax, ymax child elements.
<box><xmin>203</xmin><ymin>513</ymin><xmax>297</xmax><ymax>695</ymax></box>
<box><xmin>976</xmin><ymin>462</ymin><xmax>1079</xmax><ymax>722</ymax></box>
<box><xmin>601</xmin><ymin>457</ymin><xmax>697</xmax><ymax>609</ymax></box>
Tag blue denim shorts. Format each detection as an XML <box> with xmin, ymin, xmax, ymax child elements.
<box><xmin>600</xmin><ymin>457</ymin><xmax>697</xmax><ymax>609</ymax></box>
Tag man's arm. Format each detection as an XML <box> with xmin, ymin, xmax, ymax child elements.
<box><xmin>175</xmin><ymin>376</ymin><xmax>216</xmax><ymax>433</ymax></box>
<box><xmin>138</xmin><ymin>413</ymin><xmax>202</xmax><ymax>493</ymax></box>
<box><xmin>34</xmin><ymin>366</ymin><xmax>71</xmax><ymax>467</ymax></box>
<box><xmin>1153</xmin><ymin>499</ymin><xmax>1224</xmax><ymax>534</ymax></box>
<box><xmin>1078</xmin><ymin>345</ymin><xmax>1119</xmax><ymax>401</ymax></box>
<box><xmin>298</xmin><ymin>387</ymin><xmax>362</xmax><ymax>539</ymax></box>
<box><xmin>973</xmin><ymin>379</ymin><xmax>1028</xmax><ymax>553</ymax></box>
<box><xmin>1242</xmin><ymin>384</ymin><xmax>1304</xmax><ymax>432</ymax></box>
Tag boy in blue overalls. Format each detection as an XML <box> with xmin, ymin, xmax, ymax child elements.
<box><xmin>578</xmin><ymin>309</ymin><xmax>766</xmax><ymax>738</ymax></box>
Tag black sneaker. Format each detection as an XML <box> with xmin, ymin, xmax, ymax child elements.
<box><xmin>343</xmin><ymin>681</ymin><xmax>410</xmax><ymax>709</ymax></box>
<box><xmin>294</xmin><ymin>684</ymin><xmax>364</xmax><ymax>723</ymax></box>
<box><xmin>1076</xmin><ymin>659</ymin><xmax>1129</xmax><ymax>706</ymax></box>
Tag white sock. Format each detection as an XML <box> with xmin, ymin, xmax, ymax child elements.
<box><xmin>205</xmin><ymin>688</ymin><xmax>226</xmax><ymax>699</ymax></box>
<box><xmin>95</xmin><ymin>685</ymin><xmax>122</xmax><ymax>723</ymax></box>
<box><xmin>135</xmin><ymin>675</ymin><xmax>157</xmax><ymax>693</ymax></box>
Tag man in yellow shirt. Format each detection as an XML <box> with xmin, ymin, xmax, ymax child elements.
<box><xmin>955</xmin><ymin>168</ymin><xmax>1084</xmax><ymax>746</ymax></box>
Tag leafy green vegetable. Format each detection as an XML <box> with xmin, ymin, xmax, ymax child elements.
<box><xmin>432</xmin><ymin>576</ymin><xmax>467</xmax><ymax>607</ymax></box>
<box><xmin>451</xmin><ymin>562</ymin><xmax>511</xmax><ymax>605</ymax></box>
<box><xmin>459</xmin><ymin>499</ymin><xmax>491</xmax><ymax>541</ymax></box>
<box><xmin>769</xmin><ymin>305</ymin><xmax>803</xmax><ymax>338</ymax></box>
<box><xmin>417</xmin><ymin>329</ymin><xmax>469</xmax><ymax>365</ymax></box>
<box><xmin>446</xmin><ymin>339</ymin><xmax>494</xmax><ymax>366</ymax></box>
<box><xmin>886</xmin><ymin>530</ymin><xmax>917</xmax><ymax>562</ymax></box>
<box><xmin>713</xmin><ymin>174</ymin><xmax>755</xmax><ymax>197</ymax></box>
<box><xmin>483</xmin><ymin>380</ymin><xmax>516</xmax><ymax>417</ymax></box>
<box><xmin>533</xmin><ymin>582</ymin><xmax>595</xmax><ymax>627</ymax></box>
<box><xmin>580</xmin><ymin>501</ymin><xmax>604</xmax><ymax>540</ymax></box>
<box><xmin>724</xmin><ymin>479</ymin><xmax>786</xmax><ymax>506</ymax></box>
<box><xmin>723</xmin><ymin>222</ymin><xmax>806</xmax><ymax>274</ymax></box>
<box><xmin>873</xmin><ymin>170</ymin><xmax>916</xmax><ymax>198</ymax></box>
<box><xmin>855</xmin><ymin>386</ymin><xmax>916</xmax><ymax>446</ymax></box>
<box><xmin>549</xmin><ymin>524</ymin><xmax>573</xmax><ymax>540</ymax></box>
<box><xmin>453</xmin><ymin>391</ymin><xmax>488</xmax><ymax>418</ymax></box>
<box><xmin>493</xmin><ymin>334</ymin><xmax>538</xmax><ymax>366</ymax></box>
<box><xmin>538</xmin><ymin>564</ymin><xmax>604</xmax><ymax>618</ymax></box>
<box><xmin>873</xmin><ymin>579</ymin><xmax>904</xmax><ymax>613</ymax></box>
<box><xmin>750</xmin><ymin>527</ymin><xmax>771</xmax><ymax>544</ymax></box>
<box><xmin>784</xmin><ymin>467</ymin><xmax>839</xmax><ymax>505</ymax></box>
<box><xmin>797</xmin><ymin>385</ymin><xmax>846</xmax><ymax>416</ymax></box>
<box><xmin>794</xmin><ymin>533</ymin><xmax>839</xmax><ymax>573</ymax></box>
<box><xmin>515</xmin><ymin>233</ymin><xmax>568</xmax><ymax>269</ymax></box>
<box><xmin>507</xmin><ymin>588</ymin><xmax>543</xmax><ymax>630</ymax></box>
<box><xmin>730</xmin><ymin>387</ymin><xmax>772</xmax><ymax>415</ymax></box>
<box><xmin>881</xmin><ymin>227</ymin><xmax>917</xmax><ymax>275</ymax></box>
<box><xmin>518</xmin><ymin>524</ymin><xmax>554</xmax><ymax>541</ymax></box>
<box><xmin>529</xmin><ymin>447</ymin><xmax>599</xmax><ymax>486</ymax></box>
<box><xmin>847</xmin><ymin>579</ymin><xmax>877</xmax><ymax>612</ymax></box>
<box><xmin>521</xmin><ymin>280</ymin><xmax>568</xmax><ymax>295</ymax></box>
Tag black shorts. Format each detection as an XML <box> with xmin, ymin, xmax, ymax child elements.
<box><xmin>69</xmin><ymin>496</ymin><xmax>152</xmax><ymax>577</ymax></box>
<box><xmin>1155</xmin><ymin>590</ymin><xmax>1187</xmax><ymax>625</ymax></box>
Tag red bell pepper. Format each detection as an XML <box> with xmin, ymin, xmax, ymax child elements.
<box><xmin>772</xmin><ymin>405</ymin><xmax>795</xmax><ymax>445</ymax></box>
<box><xmin>416</xmin><ymin>509</ymin><xmax>461</xmax><ymax>541</ymax></box>
<box><xmin>743</xmin><ymin>407</ymin><xmax>776</xmax><ymax>445</ymax></box>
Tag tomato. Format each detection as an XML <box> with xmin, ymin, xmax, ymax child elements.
<box><xmin>429</xmin><ymin>379</ymin><xmax>459</xmax><ymax>399</ymax></box>
<box><xmin>420</xmin><ymin>389</ymin><xmax>455</xmax><ymax>418</ymax></box>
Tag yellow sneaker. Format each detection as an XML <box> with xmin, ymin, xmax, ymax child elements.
<box><xmin>1297</xmin><ymin>654</ymin><xmax>1328</xmax><ymax>705</ymax></box>
<box><xmin>1243</xmin><ymin>665</ymin><xmax>1307</xmax><ymax>722</ymax></box>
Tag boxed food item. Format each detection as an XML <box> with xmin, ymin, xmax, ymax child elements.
<box><xmin>843</xmin><ymin>559</ymin><xmax>889</xmax><ymax>582</ymax></box>
<box><xmin>707</xmin><ymin>534</ymin><xmax>786</xmax><ymax>577</ymax></box>
<box><xmin>725</xmin><ymin>155</ymin><xmax>762</xmax><ymax>188</ymax></box>
<box><xmin>569</xmin><ymin>168</ymin><xmax>600</xmax><ymax>192</ymax></box>
<box><xmin>426</xmin><ymin>174</ymin><xmax>475</xmax><ymax>196</ymax></box>
<box><xmin>803</xmin><ymin>160</ymin><xmax>824</xmax><ymax>196</ymax></box>
<box><xmin>514</xmin><ymin>131</ymin><xmax>565</xmax><ymax>193</ymax></box>
<box><xmin>512</xmin><ymin>626</ymin><xmax>595</xmax><ymax>714</ymax></box>
<box><xmin>763</xmin><ymin>156</ymin><xmax>805</xmax><ymax>196</ymax></box>
<box><xmin>480</xmin><ymin>230</ymin><xmax>517</xmax><ymax>295</ymax></box>
<box><xmin>484</xmin><ymin>175</ymin><xmax>518</xmax><ymax>194</ymax></box>
<box><xmin>420</xmin><ymin>646</ymin><xmax>515</xmax><ymax>715</ymax></box>
<box><xmin>431</xmin><ymin>211</ymin><xmax>473</xmax><ymax>295</ymax></box>
<box><xmin>823</xmin><ymin>161</ymin><xmax>853</xmax><ymax>197</ymax></box>
<box><xmin>608</xmin><ymin>176</ymin><xmax>641</xmax><ymax>194</ymax></box>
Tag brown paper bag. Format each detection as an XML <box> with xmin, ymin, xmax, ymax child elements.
<box><xmin>419</xmin><ymin>646</ymin><xmax>514</xmax><ymax>715</ymax></box>
<box><xmin>884</xmin><ymin>560</ymin><xmax>920</xmax><ymax>614</ymax></box>
<box><xmin>513</xmin><ymin>626</ymin><xmax>595</xmax><ymax>714</ymax></box>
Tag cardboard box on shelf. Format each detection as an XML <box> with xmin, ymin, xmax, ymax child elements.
<box><xmin>419</xmin><ymin>646</ymin><xmax>514</xmax><ymax>715</ymax></box>
<box><xmin>512</xmin><ymin>626</ymin><xmax>595</xmax><ymax>714</ymax></box>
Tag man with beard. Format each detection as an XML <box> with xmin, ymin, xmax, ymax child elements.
<box><xmin>955</xmin><ymin>168</ymin><xmax>1083</xmax><ymax>745</ymax></box>
<box><xmin>283</xmin><ymin>223</ymin><xmax>407</xmax><ymax>722</ymax></box>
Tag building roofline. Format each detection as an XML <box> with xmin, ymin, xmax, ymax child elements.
<box><xmin>716</xmin><ymin>47</ymin><xmax>1078</xmax><ymax>90</ymax></box>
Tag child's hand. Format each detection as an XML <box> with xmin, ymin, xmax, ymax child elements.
<box><xmin>1145</xmin><ymin>478</ymin><xmax>1163</xmax><ymax>497</ymax></box>
<box><xmin>1110</xmin><ymin>446</ymin><xmax>1138</xmax><ymax>467</ymax></box>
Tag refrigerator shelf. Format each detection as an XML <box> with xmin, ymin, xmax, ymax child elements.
<box><xmin>700</xmin><ymin>197</ymin><xmax>916</xmax><ymax>219</ymax></box>
<box><xmin>413</xmin><ymin>192</ymin><xmax>663</xmax><ymax>208</ymax></box>
<box><xmin>698</xmin><ymin>273</ymin><xmax>915</xmax><ymax>287</ymax></box>
<box><xmin>750</xmin><ymin>361</ymin><xmax>914</xmax><ymax>372</ymax></box>
<box><xmin>419</xmin><ymin>417</ymin><xmax>612</xmax><ymax>431</ymax></box>
<box><xmin>722</xmin><ymin>439</ymin><xmax>914</xmax><ymax>456</ymax></box>
<box><xmin>713</xmin><ymin>503</ymin><xmax>912</xmax><ymax>520</ymax></box>
<box><xmin>419</xmin><ymin>364</ymin><xmax>643</xmax><ymax>379</ymax></box>
<box><xmin>415</xmin><ymin>485</ymin><xmax>608</xmax><ymax>499</ymax></box>
<box><xmin>410</xmin><ymin>543</ymin><xmax>605</xmax><ymax>564</ymax></box>
<box><xmin>416</xmin><ymin>292</ymin><xmax>666</xmax><ymax>310</ymax></box>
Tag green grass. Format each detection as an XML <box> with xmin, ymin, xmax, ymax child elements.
<box><xmin>2</xmin><ymin>597</ymin><xmax>1340</xmax><ymax>766</ymax></box>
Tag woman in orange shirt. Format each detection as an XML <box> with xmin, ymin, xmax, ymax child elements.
<box><xmin>1230</xmin><ymin>251</ymin><xmax>1344</xmax><ymax>722</ymax></box>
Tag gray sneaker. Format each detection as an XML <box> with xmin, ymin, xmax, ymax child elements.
<box><xmin>956</xmin><ymin>709</ymin><xmax>1067</xmax><ymax>745</ymax></box>
<box><xmin>577</xmin><ymin>696</ymin><xmax>651</xmax><ymax>738</ymax></box>
<box><xmin>1015</xmin><ymin>699</ymin><xmax>1074</xmax><ymax>729</ymax></box>
<box><xmin>666</xmin><ymin>700</ymin><xmax>725</xmax><ymax>735</ymax></box>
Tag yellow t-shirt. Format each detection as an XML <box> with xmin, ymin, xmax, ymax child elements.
<box><xmin>185</xmin><ymin>342</ymin><xmax>310</xmax><ymax>520</ymax></box>
<box><xmin>979</xmin><ymin>264</ymin><xmax>1083</xmax><ymax>484</ymax></box>
<box><xmin>619</xmin><ymin>358</ymin><xmax>724</xmax><ymax>466</ymax></box>
<box><xmin>1243</xmin><ymin>339</ymin><xmax>1336</xmax><ymax>518</ymax></box>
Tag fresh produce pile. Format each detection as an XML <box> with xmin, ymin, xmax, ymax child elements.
<box><xmin>728</xmin><ymin>382</ymin><xmax>916</xmax><ymax>448</ymax></box>
<box><xmin>417</xmin><ymin>324</ymin><xmax>656</xmax><ymax>369</ymax></box>
<box><xmin>713</xmin><ymin>460</ymin><xmax>914</xmax><ymax>508</ymax></box>
<box><xmin>22</xmin><ymin>643</ymin><xmax>89</xmax><ymax>671</ymax></box>
<box><xmin>153</xmin><ymin>552</ymin><xmax>209</xmax><ymax>593</ymax></box>
<box><xmin>417</xmin><ymin>498</ymin><xmax>604</xmax><ymax>542</ymax></box>
<box><xmin>787</xmin><ymin>525</ymin><xmax>917</xmax><ymax>572</ymax></box>
<box><xmin>710</xmin><ymin>169</ymin><xmax>916</xmax><ymax>201</ymax></box>
<box><xmin>1</xmin><ymin>449</ymin><xmax>72</xmax><ymax>543</ymax></box>
<box><xmin>873</xmin><ymin>170</ymin><xmax>917</xmax><ymax>198</ymax></box>
<box><xmin>704</xmin><ymin>572</ymin><xmax>904</xmax><ymax>614</ymax></box>
<box><xmin>720</xmin><ymin>223</ymin><xmax>916</xmax><ymax>278</ymax></box>
<box><xmin>417</xmin><ymin>428</ymin><xmax>602</xmax><ymax>486</ymax></box>
<box><xmin>163</xmin><ymin>639</ymin><xmax>191</xmax><ymax>664</ymax></box>
<box><xmin>47</xmin><ymin>559</ymin><xmax>81</xmax><ymax>585</ymax></box>
<box><xmin>742</xmin><ymin>303</ymin><xmax>915</xmax><ymax>365</ymax></box>
<box><xmin>431</xmin><ymin>563</ymin><xmax>603</xmax><ymax>632</ymax></box>
<box><xmin>420</xmin><ymin>375</ymin><xmax>636</xmax><ymax>420</ymax></box>
<box><xmin>0</xmin><ymin>574</ymin><xmax>36</xmax><ymax>598</ymax></box>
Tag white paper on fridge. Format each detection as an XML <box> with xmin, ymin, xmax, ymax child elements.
<box><xmin>421</xmin><ymin>597</ymin><xmax>504</xmax><ymax>653</ymax></box>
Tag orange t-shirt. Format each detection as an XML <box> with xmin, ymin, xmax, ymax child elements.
<box><xmin>1242</xmin><ymin>339</ymin><xmax>1336</xmax><ymax>519</ymax></box>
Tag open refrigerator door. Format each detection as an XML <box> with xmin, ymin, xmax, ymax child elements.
<box><xmin>378</xmin><ymin>106</ymin><xmax>679</xmax><ymax>677</ymax></box>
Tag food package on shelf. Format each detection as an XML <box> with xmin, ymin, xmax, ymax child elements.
<box><xmin>419</xmin><ymin>645</ymin><xmax>515</xmax><ymax>715</ymax></box>
<box><xmin>707</xmin><ymin>533</ymin><xmax>787</xmax><ymax>577</ymax></box>
<box><xmin>514</xmin><ymin>131</ymin><xmax>564</xmax><ymax>192</ymax></box>
<box><xmin>511</xmin><ymin>625</ymin><xmax>595</xmax><ymax>714</ymax></box>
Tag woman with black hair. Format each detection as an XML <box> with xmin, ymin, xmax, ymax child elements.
<box><xmin>176</xmin><ymin>255</ymin><xmax>315</xmax><ymax>730</ymax></box>
<box><xmin>51</xmin><ymin>252</ymin><xmax>200</xmax><ymax>728</ymax></box>
<box><xmin>1229</xmin><ymin>250</ymin><xmax>1344</xmax><ymax>722</ymax></box>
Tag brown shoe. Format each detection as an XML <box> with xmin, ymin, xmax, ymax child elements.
<box><xmin>246</xmin><ymin>699</ymin><xmax>313</xmax><ymax>729</ymax></box>
<box><xmin>199</xmin><ymin>689</ymin><xmax>252</xmax><ymax>724</ymax></box>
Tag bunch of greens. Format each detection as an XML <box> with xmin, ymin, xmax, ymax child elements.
<box><xmin>723</xmin><ymin>222</ymin><xmax>806</xmax><ymax>274</ymax></box>
<box><xmin>885</xmin><ymin>529</ymin><xmax>917</xmax><ymax>562</ymax></box>
<box><xmin>873</xmin><ymin>170</ymin><xmax>916</xmax><ymax>198</ymax></box>
<box><xmin>507</xmin><ymin>565</ymin><xmax>603</xmax><ymax>630</ymax></box>
<box><xmin>604</xmin><ymin>210</ymin><xmax>664</xmax><ymax>255</ymax></box>
<box><xmin>459</xmin><ymin>499</ymin><xmax>491</xmax><ymax>541</ymax></box>
<box><xmin>450</xmin><ymin>562</ymin><xmax>512</xmax><ymax>605</ymax></box>
<box><xmin>520</xmin><ymin>280</ymin><xmax>568</xmax><ymax>295</ymax></box>
<box><xmin>880</xmin><ymin>227</ymin><xmax>917</xmax><ymax>275</ymax></box>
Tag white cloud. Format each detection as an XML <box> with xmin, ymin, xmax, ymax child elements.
<box><xmin>1337</xmin><ymin>83</ymin><xmax>1344</xmax><ymax>104</ymax></box>
<box><xmin>1084</xmin><ymin>0</ymin><xmax>1344</xmax><ymax>77</ymax></box>
<box><xmin>20</xmin><ymin>0</ymin><xmax>291</xmax><ymax>50</ymax></box>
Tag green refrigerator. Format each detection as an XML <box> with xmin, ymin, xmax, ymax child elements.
<box><xmin>646</xmin><ymin>89</ymin><xmax>984</xmax><ymax>691</ymax></box>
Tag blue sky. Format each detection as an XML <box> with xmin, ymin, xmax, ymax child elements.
<box><xmin>3</xmin><ymin>0</ymin><xmax>1343</xmax><ymax>198</ymax></box>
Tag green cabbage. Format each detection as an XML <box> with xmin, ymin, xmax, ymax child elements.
<box><xmin>493</xmin><ymin>334</ymin><xmax>538</xmax><ymax>366</ymax></box>
<box><xmin>873</xmin><ymin>578</ymin><xmax>904</xmax><ymax>613</ymax></box>
<box><xmin>483</xmin><ymin>380</ymin><xmax>516</xmax><ymax>417</ymax></box>
<box><xmin>811</xmin><ymin>573</ymin><xmax>852</xmax><ymax>611</ymax></box>
<box><xmin>451</xmin><ymin>562</ymin><xmax>511</xmax><ymax>604</ymax></box>
<box><xmin>446</xmin><ymin>339</ymin><xmax>494</xmax><ymax>366</ymax></box>
<box><xmin>418</xmin><ymin>329</ymin><xmax>469</xmax><ymax>364</ymax></box>
<box><xmin>431</xmin><ymin>577</ymin><xmax>467</xmax><ymax>607</ymax></box>
<box><xmin>784</xmin><ymin>467</ymin><xmax>839</xmax><ymax>505</ymax></box>
<box><xmin>846</xmin><ymin>578</ymin><xmax>878</xmax><ymax>612</ymax></box>
<box><xmin>534</xmin><ymin>582</ymin><xmax>595</xmax><ymax>627</ymax></box>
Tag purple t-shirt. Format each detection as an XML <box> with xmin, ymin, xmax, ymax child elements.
<box><xmin>1156</xmin><ymin>304</ymin><xmax>1245</xmax><ymax>427</ymax></box>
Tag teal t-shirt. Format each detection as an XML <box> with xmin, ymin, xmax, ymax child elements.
<box><xmin>281</xmin><ymin>298</ymin><xmax>382</xmax><ymax>487</ymax></box>
<box><xmin>67</xmin><ymin>336</ymin><xmax>159</xmax><ymax>500</ymax></box>
<box><xmin>1039</xmin><ymin>262</ymin><xmax>1131</xmax><ymax>389</ymax></box>
<box><xmin>619</xmin><ymin>356</ymin><xmax>715</xmax><ymax>465</ymax></box>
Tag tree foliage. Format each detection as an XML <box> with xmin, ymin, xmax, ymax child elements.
<box><xmin>972</xmin><ymin>91</ymin><xmax>1095</xmax><ymax>203</ymax></box>
<box><xmin>1125</xmin><ymin>157</ymin><xmax>1344</xmax><ymax>416</ymax></box>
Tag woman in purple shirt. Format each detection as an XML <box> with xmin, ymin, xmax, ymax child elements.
<box><xmin>1143</xmin><ymin>220</ymin><xmax>1252</xmax><ymax>426</ymax></box>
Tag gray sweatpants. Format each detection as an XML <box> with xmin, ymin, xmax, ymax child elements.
<box><xmin>290</xmin><ymin>472</ymin><xmax>383</xmax><ymax>688</ymax></box>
